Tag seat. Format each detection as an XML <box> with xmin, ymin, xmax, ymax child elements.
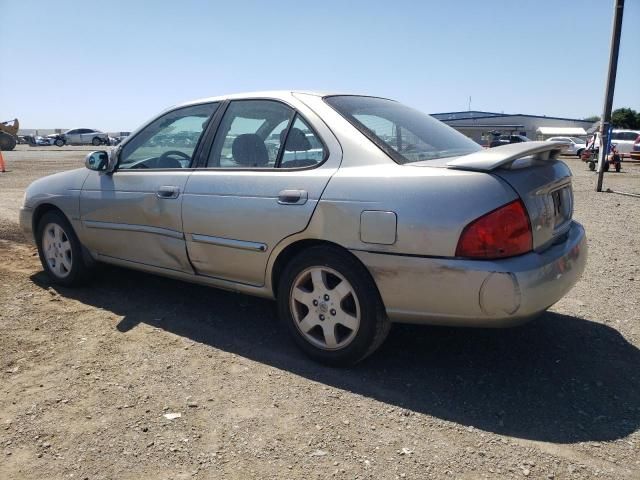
<box><xmin>281</xmin><ymin>127</ymin><xmax>311</xmax><ymax>151</ymax></box>
<box><xmin>231</xmin><ymin>134</ymin><xmax>269</xmax><ymax>167</ymax></box>
<box><xmin>280</xmin><ymin>128</ymin><xmax>317</xmax><ymax>168</ymax></box>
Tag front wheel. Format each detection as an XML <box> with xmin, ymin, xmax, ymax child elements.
<box><xmin>615</xmin><ymin>163</ymin><xmax>621</xmax><ymax>172</ymax></box>
<box><xmin>91</xmin><ymin>137</ymin><xmax>101</xmax><ymax>146</ymax></box>
<box><xmin>277</xmin><ymin>246</ymin><xmax>390</xmax><ymax>366</ymax></box>
<box><xmin>588</xmin><ymin>161</ymin><xmax>596</xmax><ymax>171</ymax></box>
<box><xmin>36</xmin><ymin>211</ymin><xmax>89</xmax><ymax>286</ymax></box>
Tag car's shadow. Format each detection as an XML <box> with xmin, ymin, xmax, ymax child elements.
<box><xmin>32</xmin><ymin>266</ymin><xmax>640</xmax><ymax>444</ymax></box>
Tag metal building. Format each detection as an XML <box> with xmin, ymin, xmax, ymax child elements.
<box><xmin>431</xmin><ymin>111</ymin><xmax>596</xmax><ymax>146</ymax></box>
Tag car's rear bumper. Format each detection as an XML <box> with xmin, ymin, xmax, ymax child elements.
<box><xmin>19</xmin><ymin>206</ymin><xmax>35</xmax><ymax>244</ymax></box>
<box><xmin>353</xmin><ymin>221</ymin><xmax>587</xmax><ymax>327</ymax></box>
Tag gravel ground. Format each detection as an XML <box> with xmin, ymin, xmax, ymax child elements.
<box><xmin>0</xmin><ymin>146</ymin><xmax>639</xmax><ymax>480</ymax></box>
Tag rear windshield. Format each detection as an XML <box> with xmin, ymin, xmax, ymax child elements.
<box><xmin>324</xmin><ymin>95</ymin><xmax>482</xmax><ymax>164</ymax></box>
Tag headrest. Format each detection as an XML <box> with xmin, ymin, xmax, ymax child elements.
<box><xmin>281</xmin><ymin>127</ymin><xmax>311</xmax><ymax>151</ymax></box>
<box><xmin>232</xmin><ymin>134</ymin><xmax>269</xmax><ymax>166</ymax></box>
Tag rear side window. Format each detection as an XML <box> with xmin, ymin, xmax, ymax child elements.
<box><xmin>325</xmin><ymin>95</ymin><xmax>481</xmax><ymax>164</ymax></box>
<box><xmin>206</xmin><ymin>100</ymin><xmax>326</xmax><ymax>169</ymax></box>
<box><xmin>207</xmin><ymin>100</ymin><xmax>294</xmax><ymax>168</ymax></box>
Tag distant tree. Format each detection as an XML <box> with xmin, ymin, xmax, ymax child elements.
<box><xmin>583</xmin><ymin>115</ymin><xmax>600</xmax><ymax>122</ymax></box>
<box><xmin>611</xmin><ymin>108</ymin><xmax>639</xmax><ymax>129</ymax></box>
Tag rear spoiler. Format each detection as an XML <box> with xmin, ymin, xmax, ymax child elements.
<box><xmin>447</xmin><ymin>141</ymin><xmax>569</xmax><ymax>172</ymax></box>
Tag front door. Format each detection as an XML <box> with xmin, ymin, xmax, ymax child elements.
<box><xmin>65</xmin><ymin>129</ymin><xmax>81</xmax><ymax>144</ymax></box>
<box><xmin>182</xmin><ymin>99</ymin><xmax>340</xmax><ymax>286</ymax></box>
<box><xmin>80</xmin><ymin>102</ymin><xmax>219</xmax><ymax>272</ymax></box>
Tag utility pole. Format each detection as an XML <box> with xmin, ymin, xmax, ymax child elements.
<box><xmin>596</xmin><ymin>0</ymin><xmax>624</xmax><ymax>192</ymax></box>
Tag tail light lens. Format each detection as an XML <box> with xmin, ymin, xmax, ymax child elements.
<box><xmin>456</xmin><ymin>200</ymin><xmax>532</xmax><ymax>259</ymax></box>
<box><xmin>634</xmin><ymin>135</ymin><xmax>640</xmax><ymax>145</ymax></box>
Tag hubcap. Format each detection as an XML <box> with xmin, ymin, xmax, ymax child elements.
<box><xmin>289</xmin><ymin>266</ymin><xmax>360</xmax><ymax>350</ymax></box>
<box><xmin>42</xmin><ymin>223</ymin><xmax>72</xmax><ymax>278</ymax></box>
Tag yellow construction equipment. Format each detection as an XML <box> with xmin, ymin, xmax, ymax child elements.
<box><xmin>0</xmin><ymin>118</ymin><xmax>19</xmax><ymax>151</ymax></box>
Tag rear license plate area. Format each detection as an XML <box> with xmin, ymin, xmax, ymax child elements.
<box><xmin>551</xmin><ymin>186</ymin><xmax>572</xmax><ymax>230</ymax></box>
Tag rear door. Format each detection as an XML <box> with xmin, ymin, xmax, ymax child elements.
<box><xmin>80</xmin><ymin>102</ymin><xmax>219</xmax><ymax>272</ymax></box>
<box><xmin>182</xmin><ymin>99</ymin><xmax>341</xmax><ymax>286</ymax></box>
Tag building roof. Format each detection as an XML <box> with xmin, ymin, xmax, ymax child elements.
<box><xmin>432</xmin><ymin>111</ymin><xmax>595</xmax><ymax>124</ymax></box>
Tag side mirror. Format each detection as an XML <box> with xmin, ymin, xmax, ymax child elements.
<box><xmin>85</xmin><ymin>150</ymin><xmax>117</xmax><ymax>173</ymax></box>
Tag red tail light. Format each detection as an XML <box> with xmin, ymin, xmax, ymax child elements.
<box><xmin>634</xmin><ymin>135</ymin><xmax>640</xmax><ymax>145</ymax></box>
<box><xmin>456</xmin><ymin>200</ymin><xmax>532</xmax><ymax>259</ymax></box>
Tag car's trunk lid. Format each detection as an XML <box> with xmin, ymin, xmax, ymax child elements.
<box><xmin>414</xmin><ymin>142</ymin><xmax>573</xmax><ymax>251</ymax></box>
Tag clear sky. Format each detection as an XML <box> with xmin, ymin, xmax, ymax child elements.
<box><xmin>1</xmin><ymin>0</ymin><xmax>638</xmax><ymax>131</ymax></box>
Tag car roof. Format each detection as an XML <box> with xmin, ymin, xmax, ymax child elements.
<box><xmin>175</xmin><ymin>90</ymin><xmax>394</xmax><ymax>109</ymax></box>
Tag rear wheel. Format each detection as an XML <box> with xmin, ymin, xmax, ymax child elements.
<box><xmin>277</xmin><ymin>245</ymin><xmax>390</xmax><ymax>366</ymax></box>
<box><xmin>91</xmin><ymin>137</ymin><xmax>101</xmax><ymax>146</ymax></box>
<box><xmin>36</xmin><ymin>211</ymin><xmax>89</xmax><ymax>286</ymax></box>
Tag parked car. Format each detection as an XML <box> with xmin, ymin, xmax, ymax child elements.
<box><xmin>34</xmin><ymin>136</ymin><xmax>52</xmax><ymax>146</ymax></box>
<box><xmin>546</xmin><ymin>136</ymin><xmax>586</xmax><ymax>157</ymax></box>
<box><xmin>45</xmin><ymin>133</ymin><xmax>65</xmax><ymax>146</ymax></box>
<box><xmin>489</xmin><ymin>134</ymin><xmax>530</xmax><ymax>148</ymax></box>
<box><xmin>19</xmin><ymin>91</ymin><xmax>587</xmax><ymax>365</ymax></box>
<box><xmin>631</xmin><ymin>135</ymin><xmax>640</xmax><ymax>160</ymax></box>
<box><xmin>58</xmin><ymin>128</ymin><xmax>109</xmax><ymax>146</ymax></box>
<box><xmin>610</xmin><ymin>129</ymin><xmax>640</xmax><ymax>157</ymax></box>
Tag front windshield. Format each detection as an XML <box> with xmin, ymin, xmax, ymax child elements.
<box><xmin>570</xmin><ymin>137</ymin><xmax>586</xmax><ymax>144</ymax></box>
<box><xmin>324</xmin><ymin>96</ymin><xmax>481</xmax><ymax>164</ymax></box>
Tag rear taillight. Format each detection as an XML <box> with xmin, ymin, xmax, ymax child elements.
<box><xmin>634</xmin><ymin>135</ymin><xmax>640</xmax><ymax>145</ymax></box>
<box><xmin>456</xmin><ymin>200</ymin><xmax>532</xmax><ymax>259</ymax></box>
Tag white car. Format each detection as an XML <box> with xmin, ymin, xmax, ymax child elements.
<box><xmin>59</xmin><ymin>128</ymin><xmax>109</xmax><ymax>147</ymax></box>
<box><xmin>546</xmin><ymin>137</ymin><xmax>586</xmax><ymax>157</ymax></box>
<box><xmin>610</xmin><ymin>130</ymin><xmax>640</xmax><ymax>157</ymax></box>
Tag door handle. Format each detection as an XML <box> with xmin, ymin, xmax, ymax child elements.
<box><xmin>278</xmin><ymin>189</ymin><xmax>308</xmax><ymax>205</ymax></box>
<box><xmin>156</xmin><ymin>185</ymin><xmax>180</xmax><ymax>199</ymax></box>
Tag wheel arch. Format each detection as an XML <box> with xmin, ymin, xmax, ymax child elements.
<box><xmin>32</xmin><ymin>203</ymin><xmax>95</xmax><ymax>265</ymax></box>
<box><xmin>32</xmin><ymin>203</ymin><xmax>68</xmax><ymax>238</ymax></box>
<box><xmin>269</xmin><ymin>238</ymin><xmax>381</xmax><ymax>300</ymax></box>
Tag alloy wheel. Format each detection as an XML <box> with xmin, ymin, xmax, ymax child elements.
<box><xmin>289</xmin><ymin>266</ymin><xmax>360</xmax><ymax>350</ymax></box>
<box><xmin>42</xmin><ymin>223</ymin><xmax>73</xmax><ymax>278</ymax></box>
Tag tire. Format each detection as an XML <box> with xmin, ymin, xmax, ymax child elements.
<box><xmin>91</xmin><ymin>137</ymin><xmax>101</xmax><ymax>146</ymax></box>
<box><xmin>277</xmin><ymin>245</ymin><xmax>390</xmax><ymax>366</ymax></box>
<box><xmin>36</xmin><ymin>211</ymin><xmax>89</xmax><ymax>286</ymax></box>
<box><xmin>604</xmin><ymin>162</ymin><xmax>610</xmax><ymax>172</ymax></box>
<box><xmin>54</xmin><ymin>138</ymin><xmax>65</xmax><ymax>147</ymax></box>
<box><xmin>588</xmin><ymin>161</ymin><xmax>595</xmax><ymax>171</ymax></box>
<box><xmin>0</xmin><ymin>132</ymin><xmax>17</xmax><ymax>151</ymax></box>
<box><xmin>615</xmin><ymin>163</ymin><xmax>621</xmax><ymax>172</ymax></box>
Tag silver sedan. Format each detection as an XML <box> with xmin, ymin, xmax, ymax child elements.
<box><xmin>19</xmin><ymin>91</ymin><xmax>587</xmax><ymax>365</ymax></box>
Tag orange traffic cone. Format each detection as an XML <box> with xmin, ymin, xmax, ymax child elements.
<box><xmin>0</xmin><ymin>148</ymin><xmax>6</xmax><ymax>173</ymax></box>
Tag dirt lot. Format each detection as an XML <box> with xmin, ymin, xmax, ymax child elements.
<box><xmin>1</xmin><ymin>145</ymin><xmax>639</xmax><ymax>480</ymax></box>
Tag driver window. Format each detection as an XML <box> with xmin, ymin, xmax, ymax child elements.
<box><xmin>118</xmin><ymin>103</ymin><xmax>219</xmax><ymax>170</ymax></box>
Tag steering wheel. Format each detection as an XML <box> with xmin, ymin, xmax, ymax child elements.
<box><xmin>158</xmin><ymin>150</ymin><xmax>191</xmax><ymax>163</ymax></box>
